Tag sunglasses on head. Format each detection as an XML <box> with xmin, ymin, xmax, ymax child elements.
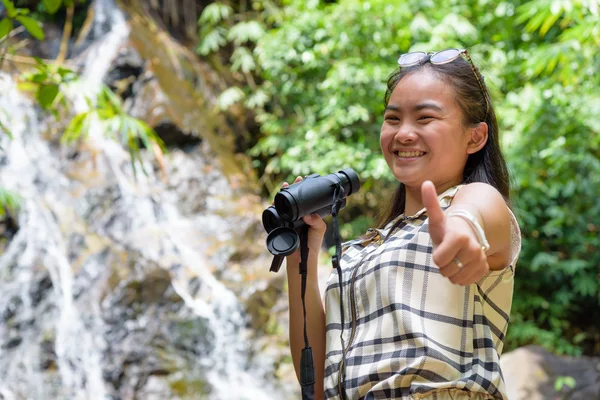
<box><xmin>397</xmin><ymin>48</ymin><xmax>489</xmax><ymax>120</ymax></box>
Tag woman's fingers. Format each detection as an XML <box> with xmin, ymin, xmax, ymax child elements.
<box><xmin>436</xmin><ymin>247</ymin><xmax>489</xmax><ymax>286</ymax></box>
<box><xmin>432</xmin><ymin>216</ymin><xmax>490</xmax><ymax>286</ymax></box>
<box><xmin>281</xmin><ymin>176</ymin><xmax>302</xmax><ymax>189</ymax></box>
<box><xmin>447</xmin><ymin>260</ymin><xmax>489</xmax><ymax>286</ymax></box>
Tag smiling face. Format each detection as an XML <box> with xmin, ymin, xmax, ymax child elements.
<box><xmin>380</xmin><ymin>67</ymin><xmax>481</xmax><ymax>192</ymax></box>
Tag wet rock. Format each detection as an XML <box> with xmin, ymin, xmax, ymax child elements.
<box><xmin>30</xmin><ymin>274</ymin><xmax>53</xmax><ymax>307</ymax></box>
<box><xmin>2</xmin><ymin>336</ymin><xmax>22</xmax><ymax>349</ymax></box>
<box><xmin>39</xmin><ymin>335</ymin><xmax>57</xmax><ymax>371</ymax></box>
<box><xmin>1</xmin><ymin>295</ymin><xmax>22</xmax><ymax>323</ymax></box>
<box><xmin>501</xmin><ymin>345</ymin><xmax>600</xmax><ymax>400</ymax></box>
<box><xmin>0</xmin><ymin>1</ymin><xmax>289</xmax><ymax>399</ymax></box>
<box><xmin>104</xmin><ymin>46</ymin><xmax>145</xmax><ymax>101</ymax></box>
<box><xmin>153</xmin><ymin>121</ymin><xmax>202</xmax><ymax>149</ymax></box>
<box><xmin>245</xmin><ymin>275</ymin><xmax>286</xmax><ymax>334</ymax></box>
<box><xmin>0</xmin><ymin>213</ymin><xmax>19</xmax><ymax>254</ymax></box>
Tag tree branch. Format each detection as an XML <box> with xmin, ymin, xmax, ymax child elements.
<box><xmin>56</xmin><ymin>4</ymin><xmax>75</xmax><ymax>64</ymax></box>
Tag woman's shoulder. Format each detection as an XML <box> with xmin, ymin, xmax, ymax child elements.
<box><xmin>454</xmin><ymin>182</ymin><xmax>521</xmax><ymax>270</ymax></box>
<box><xmin>454</xmin><ymin>182</ymin><xmax>506</xmax><ymax>203</ymax></box>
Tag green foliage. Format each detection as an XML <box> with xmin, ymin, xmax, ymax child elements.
<box><xmin>15</xmin><ymin>14</ymin><xmax>42</xmax><ymax>39</ymax></box>
<box><xmin>555</xmin><ymin>375</ymin><xmax>576</xmax><ymax>392</ymax></box>
<box><xmin>0</xmin><ymin>0</ymin><xmax>44</xmax><ymax>40</ymax></box>
<box><xmin>198</xmin><ymin>2</ymin><xmax>233</xmax><ymax>25</ymax></box>
<box><xmin>1</xmin><ymin>2</ymin><xmax>165</xmax><ymax>182</ymax></box>
<box><xmin>0</xmin><ymin>108</ymin><xmax>13</xmax><ymax>141</ymax></box>
<box><xmin>201</xmin><ymin>0</ymin><xmax>600</xmax><ymax>356</ymax></box>
<box><xmin>18</xmin><ymin>58</ymin><xmax>78</xmax><ymax>114</ymax></box>
<box><xmin>62</xmin><ymin>85</ymin><xmax>167</xmax><ymax>178</ymax></box>
<box><xmin>500</xmin><ymin>0</ymin><xmax>600</xmax><ymax>356</ymax></box>
<box><xmin>0</xmin><ymin>187</ymin><xmax>21</xmax><ymax>217</ymax></box>
<box><xmin>41</xmin><ymin>0</ymin><xmax>63</xmax><ymax>14</ymax></box>
<box><xmin>0</xmin><ymin>16</ymin><xmax>12</xmax><ymax>38</ymax></box>
<box><xmin>197</xmin><ymin>2</ymin><xmax>266</xmax><ymax>56</ymax></box>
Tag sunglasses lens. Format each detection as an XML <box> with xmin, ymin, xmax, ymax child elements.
<box><xmin>430</xmin><ymin>49</ymin><xmax>461</xmax><ymax>64</ymax></box>
<box><xmin>398</xmin><ymin>52</ymin><xmax>427</xmax><ymax>66</ymax></box>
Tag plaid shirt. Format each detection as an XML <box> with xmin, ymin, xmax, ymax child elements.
<box><xmin>324</xmin><ymin>185</ymin><xmax>521</xmax><ymax>400</ymax></box>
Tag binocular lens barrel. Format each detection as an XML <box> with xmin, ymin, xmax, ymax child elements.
<box><xmin>262</xmin><ymin>200</ymin><xmax>346</xmax><ymax>234</ymax></box>
<box><xmin>274</xmin><ymin>195</ymin><xmax>295</xmax><ymax>221</ymax></box>
<box><xmin>274</xmin><ymin>168</ymin><xmax>360</xmax><ymax>222</ymax></box>
<box><xmin>262</xmin><ymin>168</ymin><xmax>359</xmax><ymax>266</ymax></box>
<box><xmin>262</xmin><ymin>206</ymin><xmax>282</xmax><ymax>233</ymax></box>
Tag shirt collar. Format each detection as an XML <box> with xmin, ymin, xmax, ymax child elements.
<box><xmin>384</xmin><ymin>184</ymin><xmax>464</xmax><ymax>228</ymax></box>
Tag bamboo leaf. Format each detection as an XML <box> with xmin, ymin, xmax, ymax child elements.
<box><xmin>539</xmin><ymin>12</ymin><xmax>560</xmax><ymax>36</ymax></box>
<box><xmin>62</xmin><ymin>112</ymin><xmax>89</xmax><ymax>143</ymax></box>
<box><xmin>118</xmin><ymin>116</ymin><xmax>129</xmax><ymax>145</ymax></box>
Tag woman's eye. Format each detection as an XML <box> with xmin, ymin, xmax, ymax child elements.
<box><xmin>385</xmin><ymin>115</ymin><xmax>400</xmax><ymax>121</ymax></box>
<box><xmin>418</xmin><ymin>116</ymin><xmax>434</xmax><ymax>121</ymax></box>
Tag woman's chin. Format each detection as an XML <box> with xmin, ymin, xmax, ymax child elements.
<box><xmin>393</xmin><ymin>175</ymin><xmax>424</xmax><ymax>189</ymax></box>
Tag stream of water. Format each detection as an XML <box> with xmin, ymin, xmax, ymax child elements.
<box><xmin>0</xmin><ymin>1</ymin><xmax>285</xmax><ymax>398</ymax></box>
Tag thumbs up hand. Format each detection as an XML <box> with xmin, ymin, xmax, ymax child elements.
<box><xmin>421</xmin><ymin>181</ymin><xmax>489</xmax><ymax>286</ymax></box>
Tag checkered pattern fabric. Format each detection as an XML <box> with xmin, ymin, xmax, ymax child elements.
<box><xmin>323</xmin><ymin>185</ymin><xmax>521</xmax><ymax>400</ymax></box>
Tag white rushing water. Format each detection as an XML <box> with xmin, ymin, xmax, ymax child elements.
<box><xmin>0</xmin><ymin>0</ymin><xmax>284</xmax><ymax>398</ymax></box>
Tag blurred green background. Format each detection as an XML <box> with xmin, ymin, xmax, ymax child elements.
<box><xmin>195</xmin><ymin>0</ymin><xmax>600</xmax><ymax>357</ymax></box>
<box><xmin>2</xmin><ymin>0</ymin><xmax>599</xmax><ymax>360</ymax></box>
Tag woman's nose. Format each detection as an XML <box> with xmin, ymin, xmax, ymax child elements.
<box><xmin>394</xmin><ymin>123</ymin><xmax>418</xmax><ymax>143</ymax></box>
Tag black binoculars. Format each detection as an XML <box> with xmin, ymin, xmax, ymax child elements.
<box><xmin>262</xmin><ymin>168</ymin><xmax>360</xmax><ymax>272</ymax></box>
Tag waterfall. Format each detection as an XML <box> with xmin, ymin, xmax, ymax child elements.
<box><xmin>0</xmin><ymin>0</ymin><xmax>288</xmax><ymax>398</ymax></box>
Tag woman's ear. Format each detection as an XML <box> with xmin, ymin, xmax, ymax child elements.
<box><xmin>466</xmin><ymin>122</ymin><xmax>488</xmax><ymax>154</ymax></box>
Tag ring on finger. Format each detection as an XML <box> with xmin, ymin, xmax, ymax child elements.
<box><xmin>454</xmin><ymin>257</ymin><xmax>464</xmax><ymax>269</ymax></box>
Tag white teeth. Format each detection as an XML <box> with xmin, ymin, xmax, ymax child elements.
<box><xmin>396</xmin><ymin>151</ymin><xmax>425</xmax><ymax>157</ymax></box>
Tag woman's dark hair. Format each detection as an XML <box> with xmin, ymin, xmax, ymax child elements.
<box><xmin>377</xmin><ymin>55</ymin><xmax>510</xmax><ymax>229</ymax></box>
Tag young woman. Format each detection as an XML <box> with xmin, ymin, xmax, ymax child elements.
<box><xmin>283</xmin><ymin>48</ymin><xmax>521</xmax><ymax>400</ymax></box>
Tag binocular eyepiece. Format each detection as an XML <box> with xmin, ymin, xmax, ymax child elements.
<box><xmin>262</xmin><ymin>168</ymin><xmax>360</xmax><ymax>272</ymax></box>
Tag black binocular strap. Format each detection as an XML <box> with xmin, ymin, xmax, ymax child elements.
<box><xmin>299</xmin><ymin>226</ymin><xmax>315</xmax><ymax>400</ymax></box>
<box><xmin>330</xmin><ymin>184</ymin><xmax>348</xmax><ymax>399</ymax></box>
<box><xmin>297</xmin><ymin>184</ymin><xmax>347</xmax><ymax>400</ymax></box>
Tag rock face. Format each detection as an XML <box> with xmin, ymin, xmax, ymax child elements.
<box><xmin>501</xmin><ymin>345</ymin><xmax>600</xmax><ymax>400</ymax></box>
<box><xmin>0</xmin><ymin>0</ymin><xmax>295</xmax><ymax>399</ymax></box>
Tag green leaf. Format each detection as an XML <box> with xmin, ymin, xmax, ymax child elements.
<box><xmin>36</xmin><ymin>84</ymin><xmax>59</xmax><ymax>109</ymax></box>
<box><xmin>217</xmin><ymin>87</ymin><xmax>245</xmax><ymax>110</ymax></box>
<box><xmin>230</xmin><ymin>47</ymin><xmax>256</xmax><ymax>73</ymax></box>
<box><xmin>0</xmin><ymin>111</ymin><xmax>13</xmax><ymax>140</ymax></box>
<box><xmin>16</xmin><ymin>15</ymin><xmax>44</xmax><ymax>40</ymax></box>
<box><xmin>62</xmin><ymin>111</ymin><xmax>90</xmax><ymax>142</ymax></box>
<box><xmin>197</xmin><ymin>27</ymin><xmax>226</xmax><ymax>55</ymax></box>
<box><xmin>245</xmin><ymin>90</ymin><xmax>269</xmax><ymax>109</ymax></box>
<box><xmin>555</xmin><ymin>375</ymin><xmax>577</xmax><ymax>391</ymax></box>
<box><xmin>198</xmin><ymin>2</ymin><xmax>233</xmax><ymax>25</ymax></box>
<box><xmin>42</xmin><ymin>0</ymin><xmax>63</xmax><ymax>14</ymax></box>
<box><xmin>1</xmin><ymin>0</ymin><xmax>17</xmax><ymax>18</ymax></box>
<box><xmin>227</xmin><ymin>21</ymin><xmax>265</xmax><ymax>46</ymax></box>
<box><xmin>0</xmin><ymin>18</ymin><xmax>13</xmax><ymax>40</ymax></box>
<box><xmin>0</xmin><ymin>187</ymin><xmax>21</xmax><ymax>217</ymax></box>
